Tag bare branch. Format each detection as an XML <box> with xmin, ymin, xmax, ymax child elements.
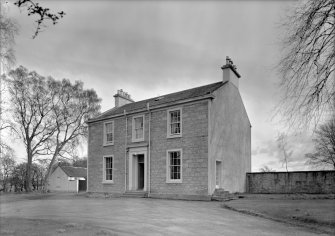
<box><xmin>276</xmin><ymin>0</ymin><xmax>335</xmax><ymax>129</ymax></box>
<box><xmin>306</xmin><ymin>116</ymin><xmax>335</xmax><ymax>169</ymax></box>
<box><xmin>13</xmin><ymin>0</ymin><xmax>65</xmax><ymax>39</ymax></box>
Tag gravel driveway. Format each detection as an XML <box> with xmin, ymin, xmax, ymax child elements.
<box><xmin>0</xmin><ymin>193</ymin><xmax>330</xmax><ymax>235</ymax></box>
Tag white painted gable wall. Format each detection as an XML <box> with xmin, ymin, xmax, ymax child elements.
<box><xmin>48</xmin><ymin>166</ymin><xmax>78</xmax><ymax>192</ymax></box>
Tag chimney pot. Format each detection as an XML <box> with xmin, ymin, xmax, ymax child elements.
<box><xmin>114</xmin><ymin>89</ymin><xmax>134</xmax><ymax>107</ymax></box>
<box><xmin>221</xmin><ymin>56</ymin><xmax>241</xmax><ymax>88</ymax></box>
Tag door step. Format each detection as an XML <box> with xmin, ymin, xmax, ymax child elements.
<box><xmin>123</xmin><ymin>191</ymin><xmax>148</xmax><ymax>198</ymax></box>
<box><xmin>211</xmin><ymin>188</ymin><xmax>237</xmax><ymax>201</ymax></box>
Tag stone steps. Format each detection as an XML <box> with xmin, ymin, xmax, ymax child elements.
<box><xmin>212</xmin><ymin>188</ymin><xmax>237</xmax><ymax>201</ymax></box>
<box><xmin>123</xmin><ymin>191</ymin><xmax>148</xmax><ymax>198</ymax></box>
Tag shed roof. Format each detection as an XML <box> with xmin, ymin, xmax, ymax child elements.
<box><xmin>60</xmin><ymin>166</ymin><xmax>87</xmax><ymax>178</ymax></box>
<box><xmin>89</xmin><ymin>81</ymin><xmax>225</xmax><ymax>122</ymax></box>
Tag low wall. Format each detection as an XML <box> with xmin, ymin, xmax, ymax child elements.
<box><xmin>246</xmin><ymin>171</ymin><xmax>335</xmax><ymax>194</ymax></box>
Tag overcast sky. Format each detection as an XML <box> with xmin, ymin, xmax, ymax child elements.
<box><xmin>5</xmin><ymin>0</ymin><xmax>316</xmax><ymax>171</ymax></box>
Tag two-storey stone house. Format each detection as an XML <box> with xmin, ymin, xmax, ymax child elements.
<box><xmin>87</xmin><ymin>59</ymin><xmax>251</xmax><ymax>200</ymax></box>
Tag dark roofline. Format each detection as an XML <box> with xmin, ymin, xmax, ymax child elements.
<box><xmin>87</xmin><ymin>81</ymin><xmax>227</xmax><ymax>124</ymax></box>
<box><xmin>87</xmin><ymin>93</ymin><xmax>215</xmax><ymax>124</ymax></box>
<box><xmin>59</xmin><ymin>165</ymin><xmax>87</xmax><ymax>177</ymax></box>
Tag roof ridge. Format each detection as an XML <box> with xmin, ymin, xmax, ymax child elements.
<box><xmin>91</xmin><ymin>81</ymin><xmax>224</xmax><ymax>121</ymax></box>
<box><xmin>98</xmin><ymin>106</ymin><xmax>118</xmax><ymax>117</ymax></box>
<box><xmin>61</xmin><ymin>165</ymin><xmax>86</xmax><ymax>168</ymax></box>
<box><xmin>59</xmin><ymin>165</ymin><xmax>87</xmax><ymax>177</ymax></box>
<box><xmin>104</xmin><ymin>81</ymin><xmax>222</xmax><ymax>110</ymax></box>
<box><xmin>147</xmin><ymin>81</ymin><xmax>222</xmax><ymax>100</ymax></box>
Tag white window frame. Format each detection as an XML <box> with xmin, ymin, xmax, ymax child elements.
<box><xmin>103</xmin><ymin>121</ymin><xmax>114</xmax><ymax>146</ymax></box>
<box><xmin>132</xmin><ymin>114</ymin><xmax>145</xmax><ymax>142</ymax></box>
<box><xmin>102</xmin><ymin>155</ymin><xmax>114</xmax><ymax>183</ymax></box>
<box><xmin>166</xmin><ymin>149</ymin><xmax>182</xmax><ymax>183</ymax></box>
<box><xmin>167</xmin><ymin>107</ymin><xmax>182</xmax><ymax>138</ymax></box>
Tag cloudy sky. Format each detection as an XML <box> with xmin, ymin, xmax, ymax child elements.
<box><xmin>5</xmin><ymin>0</ymin><xmax>316</xmax><ymax>171</ymax></box>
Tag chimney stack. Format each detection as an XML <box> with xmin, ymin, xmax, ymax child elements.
<box><xmin>221</xmin><ymin>56</ymin><xmax>241</xmax><ymax>88</ymax></box>
<box><xmin>113</xmin><ymin>89</ymin><xmax>134</xmax><ymax>107</ymax></box>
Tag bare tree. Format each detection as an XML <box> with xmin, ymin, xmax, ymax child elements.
<box><xmin>6</xmin><ymin>66</ymin><xmax>101</xmax><ymax>191</ymax></box>
<box><xmin>305</xmin><ymin>117</ymin><xmax>335</xmax><ymax>169</ymax></box>
<box><xmin>73</xmin><ymin>157</ymin><xmax>87</xmax><ymax>168</ymax></box>
<box><xmin>43</xmin><ymin>79</ymin><xmax>101</xmax><ymax>190</ymax></box>
<box><xmin>1</xmin><ymin>0</ymin><xmax>66</xmax><ymax>153</ymax></box>
<box><xmin>31</xmin><ymin>162</ymin><xmax>44</xmax><ymax>190</ymax></box>
<box><xmin>13</xmin><ymin>0</ymin><xmax>65</xmax><ymax>39</ymax></box>
<box><xmin>0</xmin><ymin>0</ymin><xmax>19</xmax><ymax>156</ymax></box>
<box><xmin>6</xmin><ymin>66</ymin><xmax>57</xmax><ymax>191</ymax></box>
<box><xmin>277</xmin><ymin>0</ymin><xmax>335</xmax><ymax>129</ymax></box>
<box><xmin>0</xmin><ymin>0</ymin><xmax>19</xmax><ymax>72</ymax></box>
<box><xmin>10</xmin><ymin>162</ymin><xmax>26</xmax><ymax>192</ymax></box>
<box><xmin>277</xmin><ymin>133</ymin><xmax>293</xmax><ymax>172</ymax></box>
<box><xmin>259</xmin><ymin>165</ymin><xmax>275</xmax><ymax>172</ymax></box>
<box><xmin>0</xmin><ymin>146</ymin><xmax>15</xmax><ymax>192</ymax></box>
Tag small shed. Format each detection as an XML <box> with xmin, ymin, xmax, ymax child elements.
<box><xmin>48</xmin><ymin>166</ymin><xmax>87</xmax><ymax>192</ymax></box>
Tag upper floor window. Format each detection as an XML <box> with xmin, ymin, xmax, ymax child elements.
<box><xmin>167</xmin><ymin>108</ymin><xmax>182</xmax><ymax>138</ymax></box>
<box><xmin>166</xmin><ymin>149</ymin><xmax>182</xmax><ymax>183</ymax></box>
<box><xmin>103</xmin><ymin>121</ymin><xmax>114</xmax><ymax>145</ymax></box>
<box><xmin>103</xmin><ymin>155</ymin><xmax>113</xmax><ymax>183</ymax></box>
<box><xmin>132</xmin><ymin>115</ymin><xmax>144</xmax><ymax>142</ymax></box>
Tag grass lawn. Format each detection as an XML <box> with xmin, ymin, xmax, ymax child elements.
<box><xmin>223</xmin><ymin>196</ymin><xmax>335</xmax><ymax>234</ymax></box>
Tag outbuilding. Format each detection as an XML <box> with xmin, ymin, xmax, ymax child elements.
<box><xmin>48</xmin><ymin>166</ymin><xmax>87</xmax><ymax>192</ymax></box>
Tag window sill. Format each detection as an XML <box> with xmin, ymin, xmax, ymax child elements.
<box><xmin>102</xmin><ymin>181</ymin><xmax>114</xmax><ymax>184</ymax></box>
<box><xmin>167</xmin><ymin>134</ymin><xmax>182</xmax><ymax>139</ymax></box>
<box><xmin>103</xmin><ymin>143</ymin><xmax>114</xmax><ymax>147</ymax></box>
<box><xmin>131</xmin><ymin>138</ymin><xmax>145</xmax><ymax>143</ymax></box>
<box><xmin>166</xmin><ymin>180</ymin><xmax>182</xmax><ymax>184</ymax></box>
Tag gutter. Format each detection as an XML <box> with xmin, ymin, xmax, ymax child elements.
<box><xmin>124</xmin><ymin>109</ymin><xmax>127</xmax><ymax>193</ymax></box>
<box><xmin>147</xmin><ymin>102</ymin><xmax>151</xmax><ymax>194</ymax></box>
<box><xmin>87</xmin><ymin>94</ymin><xmax>215</xmax><ymax>124</ymax></box>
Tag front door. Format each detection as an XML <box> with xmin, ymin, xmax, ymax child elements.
<box><xmin>137</xmin><ymin>155</ymin><xmax>144</xmax><ymax>190</ymax></box>
<box><xmin>78</xmin><ymin>179</ymin><xmax>87</xmax><ymax>191</ymax></box>
<box><xmin>128</xmin><ymin>147</ymin><xmax>147</xmax><ymax>191</ymax></box>
<box><xmin>216</xmin><ymin>161</ymin><xmax>222</xmax><ymax>189</ymax></box>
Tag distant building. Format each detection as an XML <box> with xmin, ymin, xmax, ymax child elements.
<box><xmin>87</xmin><ymin>58</ymin><xmax>251</xmax><ymax>199</ymax></box>
<box><xmin>48</xmin><ymin>166</ymin><xmax>87</xmax><ymax>192</ymax></box>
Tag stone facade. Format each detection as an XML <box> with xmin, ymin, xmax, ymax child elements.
<box><xmin>150</xmin><ymin>101</ymin><xmax>209</xmax><ymax>195</ymax></box>
<box><xmin>88</xmin><ymin>101</ymin><xmax>209</xmax><ymax>196</ymax></box>
<box><xmin>88</xmin><ymin>117</ymin><xmax>127</xmax><ymax>194</ymax></box>
<box><xmin>246</xmin><ymin>171</ymin><xmax>335</xmax><ymax>194</ymax></box>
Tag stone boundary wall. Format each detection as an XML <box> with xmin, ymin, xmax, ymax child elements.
<box><xmin>246</xmin><ymin>171</ymin><xmax>335</xmax><ymax>194</ymax></box>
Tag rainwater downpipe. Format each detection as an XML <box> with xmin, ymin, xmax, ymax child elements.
<box><xmin>124</xmin><ymin>109</ymin><xmax>127</xmax><ymax>193</ymax></box>
<box><xmin>147</xmin><ymin>102</ymin><xmax>151</xmax><ymax>194</ymax></box>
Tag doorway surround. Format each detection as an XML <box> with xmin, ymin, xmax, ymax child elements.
<box><xmin>128</xmin><ymin>147</ymin><xmax>148</xmax><ymax>191</ymax></box>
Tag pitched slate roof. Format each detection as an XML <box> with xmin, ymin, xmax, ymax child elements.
<box><xmin>60</xmin><ymin>166</ymin><xmax>87</xmax><ymax>178</ymax></box>
<box><xmin>90</xmin><ymin>81</ymin><xmax>225</xmax><ymax>122</ymax></box>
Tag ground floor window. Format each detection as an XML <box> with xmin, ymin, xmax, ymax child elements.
<box><xmin>103</xmin><ymin>156</ymin><xmax>113</xmax><ymax>183</ymax></box>
<box><xmin>166</xmin><ymin>149</ymin><xmax>182</xmax><ymax>183</ymax></box>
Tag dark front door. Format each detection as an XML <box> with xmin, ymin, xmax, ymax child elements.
<box><xmin>78</xmin><ymin>179</ymin><xmax>87</xmax><ymax>191</ymax></box>
<box><xmin>138</xmin><ymin>155</ymin><xmax>144</xmax><ymax>190</ymax></box>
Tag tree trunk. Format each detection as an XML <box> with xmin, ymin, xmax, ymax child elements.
<box><xmin>25</xmin><ymin>149</ymin><xmax>33</xmax><ymax>192</ymax></box>
<box><xmin>43</xmin><ymin>152</ymin><xmax>58</xmax><ymax>192</ymax></box>
<box><xmin>3</xmin><ymin>175</ymin><xmax>8</xmax><ymax>192</ymax></box>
